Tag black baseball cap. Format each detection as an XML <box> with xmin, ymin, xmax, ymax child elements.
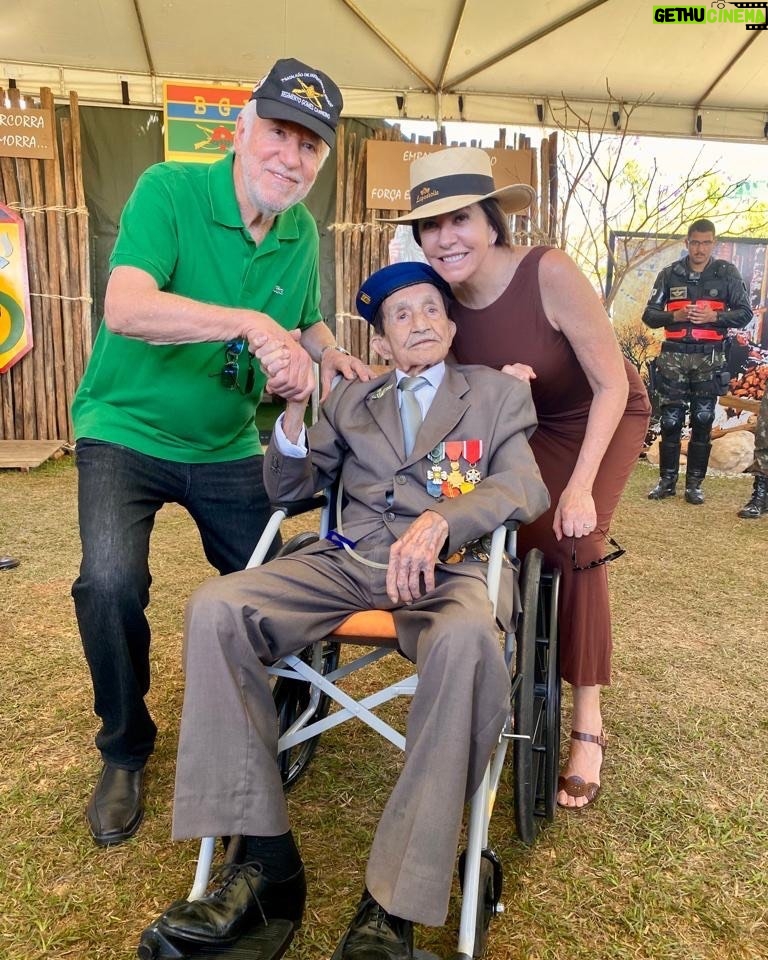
<box><xmin>250</xmin><ymin>57</ymin><xmax>342</xmax><ymax>147</ymax></box>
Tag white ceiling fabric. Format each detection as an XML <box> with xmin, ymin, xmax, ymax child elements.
<box><xmin>2</xmin><ymin>0</ymin><xmax>767</xmax><ymax>141</ymax></box>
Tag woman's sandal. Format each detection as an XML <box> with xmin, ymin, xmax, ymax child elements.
<box><xmin>557</xmin><ymin>729</ymin><xmax>608</xmax><ymax>811</ymax></box>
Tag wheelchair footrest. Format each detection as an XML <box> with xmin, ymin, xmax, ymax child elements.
<box><xmin>137</xmin><ymin>918</ymin><xmax>294</xmax><ymax>960</ymax></box>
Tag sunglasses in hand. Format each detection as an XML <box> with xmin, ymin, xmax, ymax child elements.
<box><xmin>571</xmin><ymin>531</ymin><xmax>625</xmax><ymax>571</ymax></box>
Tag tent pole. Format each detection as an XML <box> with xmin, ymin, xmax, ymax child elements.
<box><xmin>434</xmin><ymin>92</ymin><xmax>442</xmax><ymax>134</ymax></box>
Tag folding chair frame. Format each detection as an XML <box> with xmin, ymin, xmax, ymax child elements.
<box><xmin>185</xmin><ymin>495</ymin><xmax>560</xmax><ymax>959</ymax></box>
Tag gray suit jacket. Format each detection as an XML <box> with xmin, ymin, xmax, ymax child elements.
<box><xmin>265</xmin><ymin>364</ymin><xmax>549</xmax><ymax>561</ymax></box>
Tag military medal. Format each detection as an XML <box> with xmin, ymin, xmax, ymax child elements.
<box><xmin>444</xmin><ymin>441</ymin><xmax>465</xmax><ymax>489</ymax></box>
<box><xmin>426</xmin><ymin>439</ymin><xmax>485</xmax><ymax>498</ymax></box>
<box><xmin>461</xmin><ymin>439</ymin><xmax>483</xmax><ymax>491</ymax></box>
<box><xmin>441</xmin><ymin>439</ymin><xmax>463</xmax><ymax>496</ymax></box>
<box><xmin>426</xmin><ymin>443</ymin><xmax>447</xmax><ymax>498</ymax></box>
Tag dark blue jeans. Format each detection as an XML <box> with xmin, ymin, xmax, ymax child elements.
<box><xmin>72</xmin><ymin>439</ymin><xmax>280</xmax><ymax>769</ymax></box>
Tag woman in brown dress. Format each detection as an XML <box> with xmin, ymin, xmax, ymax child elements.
<box><xmin>396</xmin><ymin>147</ymin><xmax>650</xmax><ymax>809</ymax></box>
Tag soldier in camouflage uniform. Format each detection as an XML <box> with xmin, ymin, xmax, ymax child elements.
<box><xmin>738</xmin><ymin>389</ymin><xmax>768</xmax><ymax>518</ymax></box>
<box><xmin>642</xmin><ymin>219</ymin><xmax>752</xmax><ymax>504</ymax></box>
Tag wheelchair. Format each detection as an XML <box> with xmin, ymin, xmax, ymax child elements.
<box><xmin>139</xmin><ymin>492</ymin><xmax>561</xmax><ymax>960</ymax></box>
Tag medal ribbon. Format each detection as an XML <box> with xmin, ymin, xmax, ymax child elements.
<box><xmin>444</xmin><ymin>440</ymin><xmax>463</xmax><ymax>462</ymax></box>
<box><xmin>463</xmin><ymin>439</ymin><xmax>482</xmax><ymax>464</ymax></box>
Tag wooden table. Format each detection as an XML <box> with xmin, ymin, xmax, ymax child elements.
<box><xmin>719</xmin><ymin>394</ymin><xmax>761</xmax><ymax>414</ymax></box>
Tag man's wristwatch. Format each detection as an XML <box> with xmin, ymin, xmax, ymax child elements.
<box><xmin>320</xmin><ymin>344</ymin><xmax>351</xmax><ymax>358</ymax></box>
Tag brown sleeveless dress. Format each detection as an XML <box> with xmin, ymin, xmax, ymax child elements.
<box><xmin>450</xmin><ymin>246</ymin><xmax>651</xmax><ymax>686</ymax></box>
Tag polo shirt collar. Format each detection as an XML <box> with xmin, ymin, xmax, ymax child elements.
<box><xmin>208</xmin><ymin>153</ymin><xmax>300</xmax><ymax>240</ymax></box>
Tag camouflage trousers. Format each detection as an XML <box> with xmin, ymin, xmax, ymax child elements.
<box><xmin>655</xmin><ymin>349</ymin><xmax>725</xmax><ymax>404</ymax></box>
<box><xmin>748</xmin><ymin>389</ymin><xmax>768</xmax><ymax>477</ymax></box>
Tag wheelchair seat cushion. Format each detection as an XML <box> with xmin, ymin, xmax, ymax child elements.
<box><xmin>333</xmin><ymin>610</ymin><xmax>398</xmax><ymax>641</ymax></box>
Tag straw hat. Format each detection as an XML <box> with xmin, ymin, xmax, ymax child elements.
<box><xmin>391</xmin><ymin>146</ymin><xmax>536</xmax><ymax>222</ymax></box>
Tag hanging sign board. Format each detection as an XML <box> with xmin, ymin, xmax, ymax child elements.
<box><xmin>365</xmin><ymin>141</ymin><xmax>535</xmax><ymax>211</ymax></box>
<box><xmin>164</xmin><ymin>82</ymin><xmax>251</xmax><ymax>163</ymax></box>
<box><xmin>0</xmin><ymin>105</ymin><xmax>54</xmax><ymax>160</ymax></box>
<box><xmin>0</xmin><ymin>204</ymin><xmax>33</xmax><ymax>374</ymax></box>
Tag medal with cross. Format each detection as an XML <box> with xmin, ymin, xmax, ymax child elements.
<box><xmin>426</xmin><ymin>443</ymin><xmax>448</xmax><ymax>498</ymax></box>
<box><xmin>461</xmin><ymin>439</ymin><xmax>483</xmax><ymax>492</ymax></box>
<box><xmin>444</xmin><ymin>440</ymin><xmax>465</xmax><ymax>490</ymax></box>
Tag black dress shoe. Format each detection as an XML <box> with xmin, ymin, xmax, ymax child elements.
<box><xmin>86</xmin><ymin>763</ymin><xmax>144</xmax><ymax>846</ymax></box>
<box><xmin>158</xmin><ymin>862</ymin><xmax>306</xmax><ymax>945</ymax></box>
<box><xmin>0</xmin><ymin>555</ymin><xmax>20</xmax><ymax>570</ymax></box>
<box><xmin>337</xmin><ymin>891</ymin><xmax>414</xmax><ymax>960</ymax></box>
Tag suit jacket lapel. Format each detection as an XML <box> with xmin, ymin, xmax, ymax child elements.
<box><xmin>409</xmin><ymin>366</ymin><xmax>471</xmax><ymax>463</ymax></box>
<box><xmin>363</xmin><ymin>366</ymin><xmax>473</xmax><ymax>464</ymax></box>
<box><xmin>364</xmin><ymin>373</ymin><xmax>404</xmax><ymax>459</ymax></box>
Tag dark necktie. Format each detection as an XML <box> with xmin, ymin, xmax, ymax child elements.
<box><xmin>398</xmin><ymin>376</ymin><xmax>428</xmax><ymax>456</ymax></box>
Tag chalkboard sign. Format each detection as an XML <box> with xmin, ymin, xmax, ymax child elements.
<box><xmin>0</xmin><ymin>106</ymin><xmax>55</xmax><ymax>160</ymax></box>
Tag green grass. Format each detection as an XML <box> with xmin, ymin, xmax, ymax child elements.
<box><xmin>1</xmin><ymin>457</ymin><xmax>767</xmax><ymax>959</ymax></box>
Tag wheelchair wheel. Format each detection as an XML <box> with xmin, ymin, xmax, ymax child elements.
<box><xmin>271</xmin><ymin>532</ymin><xmax>341</xmax><ymax>790</ymax></box>
<box><xmin>535</xmin><ymin>568</ymin><xmax>561</xmax><ymax>822</ymax></box>
<box><xmin>512</xmin><ymin>550</ymin><xmax>560</xmax><ymax>844</ymax></box>
<box><xmin>273</xmin><ymin>641</ymin><xmax>339</xmax><ymax>788</ymax></box>
<box><xmin>457</xmin><ymin>848</ymin><xmax>503</xmax><ymax>958</ymax></box>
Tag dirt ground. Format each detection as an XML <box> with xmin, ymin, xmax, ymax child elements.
<box><xmin>1</xmin><ymin>455</ymin><xmax>766</xmax><ymax>960</ymax></box>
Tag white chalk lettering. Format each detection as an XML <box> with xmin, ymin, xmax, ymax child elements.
<box><xmin>371</xmin><ymin>187</ymin><xmax>403</xmax><ymax>201</ymax></box>
<box><xmin>0</xmin><ymin>113</ymin><xmax>44</xmax><ymax>128</ymax></box>
<box><xmin>0</xmin><ymin>134</ymin><xmax>38</xmax><ymax>147</ymax></box>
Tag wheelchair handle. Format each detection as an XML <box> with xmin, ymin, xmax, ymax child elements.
<box><xmin>269</xmin><ymin>494</ymin><xmax>329</xmax><ymax>518</ymax></box>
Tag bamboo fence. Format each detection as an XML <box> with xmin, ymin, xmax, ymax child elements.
<box><xmin>0</xmin><ymin>87</ymin><xmax>91</xmax><ymax>442</ymax></box>
<box><xmin>332</xmin><ymin>122</ymin><xmax>559</xmax><ymax>363</ymax></box>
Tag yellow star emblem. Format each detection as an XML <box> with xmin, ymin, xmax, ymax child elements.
<box><xmin>292</xmin><ymin>79</ymin><xmax>323</xmax><ymax>109</ymax></box>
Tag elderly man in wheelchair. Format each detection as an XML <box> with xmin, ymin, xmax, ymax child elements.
<box><xmin>151</xmin><ymin>262</ymin><xmax>549</xmax><ymax>960</ymax></box>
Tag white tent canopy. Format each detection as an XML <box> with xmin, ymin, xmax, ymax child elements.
<box><xmin>2</xmin><ymin>0</ymin><xmax>768</xmax><ymax>141</ymax></box>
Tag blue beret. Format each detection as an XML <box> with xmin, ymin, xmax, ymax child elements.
<box><xmin>355</xmin><ymin>262</ymin><xmax>453</xmax><ymax>325</ymax></box>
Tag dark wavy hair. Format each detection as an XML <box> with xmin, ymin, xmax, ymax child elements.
<box><xmin>410</xmin><ymin>197</ymin><xmax>511</xmax><ymax>249</ymax></box>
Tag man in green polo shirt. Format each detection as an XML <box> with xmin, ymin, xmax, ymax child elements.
<box><xmin>71</xmin><ymin>58</ymin><xmax>368</xmax><ymax>847</ymax></box>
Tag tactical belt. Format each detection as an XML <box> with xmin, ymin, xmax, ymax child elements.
<box><xmin>660</xmin><ymin>341</ymin><xmax>725</xmax><ymax>354</ymax></box>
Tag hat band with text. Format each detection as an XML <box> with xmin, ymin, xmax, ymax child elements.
<box><xmin>411</xmin><ymin>173</ymin><xmax>496</xmax><ymax>209</ymax></box>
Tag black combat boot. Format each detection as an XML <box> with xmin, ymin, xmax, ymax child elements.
<box><xmin>737</xmin><ymin>475</ymin><xmax>768</xmax><ymax>519</ymax></box>
<box><xmin>648</xmin><ymin>440</ymin><xmax>680</xmax><ymax>500</ymax></box>
<box><xmin>684</xmin><ymin>441</ymin><xmax>711</xmax><ymax>505</ymax></box>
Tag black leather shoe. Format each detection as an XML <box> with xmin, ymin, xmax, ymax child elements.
<box><xmin>158</xmin><ymin>862</ymin><xmax>306</xmax><ymax>945</ymax></box>
<box><xmin>0</xmin><ymin>555</ymin><xmax>20</xmax><ymax>570</ymax></box>
<box><xmin>86</xmin><ymin>763</ymin><xmax>144</xmax><ymax>846</ymax></box>
<box><xmin>337</xmin><ymin>891</ymin><xmax>414</xmax><ymax>960</ymax></box>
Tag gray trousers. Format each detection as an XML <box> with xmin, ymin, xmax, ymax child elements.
<box><xmin>172</xmin><ymin>548</ymin><xmax>511</xmax><ymax>926</ymax></box>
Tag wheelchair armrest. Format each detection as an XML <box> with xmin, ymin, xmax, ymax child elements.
<box><xmin>245</xmin><ymin>495</ymin><xmax>330</xmax><ymax>569</ymax></box>
<box><xmin>270</xmin><ymin>494</ymin><xmax>329</xmax><ymax>518</ymax></box>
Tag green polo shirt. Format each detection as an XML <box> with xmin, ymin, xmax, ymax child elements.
<box><xmin>72</xmin><ymin>153</ymin><xmax>322</xmax><ymax>462</ymax></box>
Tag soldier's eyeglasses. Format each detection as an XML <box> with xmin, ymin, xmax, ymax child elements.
<box><xmin>214</xmin><ymin>340</ymin><xmax>255</xmax><ymax>394</ymax></box>
<box><xmin>571</xmin><ymin>531</ymin><xmax>625</xmax><ymax>571</ymax></box>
